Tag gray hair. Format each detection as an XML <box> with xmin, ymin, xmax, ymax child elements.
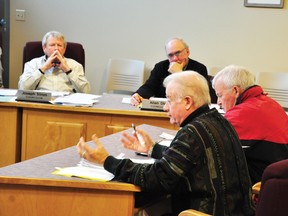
<box><xmin>163</xmin><ymin>71</ymin><xmax>211</xmax><ymax>107</ymax></box>
<box><xmin>212</xmin><ymin>65</ymin><xmax>256</xmax><ymax>90</ymax></box>
<box><xmin>165</xmin><ymin>37</ymin><xmax>189</xmax><ymax>49</ymax></box>
<box><xmin>42</xmin><ymin>31</ymin><xmax>67</xmax><ymax>48</ymax></box>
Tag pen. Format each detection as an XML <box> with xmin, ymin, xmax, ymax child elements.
<box><xmin>135</xmin><ymin>152</ymin><xmax>148</xmax><ymax>157</ymax></box>
<box><xmin>132</xmin><ymin>123</ymin><xmax>145</xmax><ymax>147</ymax></box>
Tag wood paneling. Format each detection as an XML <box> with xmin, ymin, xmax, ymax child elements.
<box><xmin>0</xmin><ymin>94</ymin><xmax>178</xmax><ymax>162</ymax></box>
<box><xmin>0</xmin><ymin>107</ymin><xmax>21</xmax><ymax>167</ymax></box>
<box><xmin>0</xmin><ymin>181</ymin><xmax>137</xmax><ymax>216</ymax></box>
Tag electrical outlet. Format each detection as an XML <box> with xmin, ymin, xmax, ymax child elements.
<box><xmin>16</xmin><ymin>9</ymin><xmax>25</xmax><ymax>21</ymax></box>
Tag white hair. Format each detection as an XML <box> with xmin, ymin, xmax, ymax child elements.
<box><xmin>163</xmin><ymin>71</ymin><xmax>211</xmax><ymax>107</ymax></box>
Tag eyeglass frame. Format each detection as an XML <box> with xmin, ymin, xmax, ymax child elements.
<box><xmin>167</xmin><ymin>47</ymin><xmax>187</xmax><ymax>59</ymax></box>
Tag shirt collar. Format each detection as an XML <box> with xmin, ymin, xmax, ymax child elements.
<box><xmin>183</xmin><ymin>59</ymin><xmax>189</xmax><ymax>71</ymax></box>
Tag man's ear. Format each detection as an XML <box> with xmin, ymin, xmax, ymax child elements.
<box><xmin>233</xmin><ymin>86</ymin><xmax>243</xmax><ymax>98</ymax></box>
<box><xmin>184</xmin><ymin>96</ymin><xmax>193</xmax><ymax>110</ymax></box>
<box><xmin>42</xmin><ymin>46</ymin><xmax>47</xmax><ymax>55</ymax></box>
<box><xmin>186</xmin><ymin>48</ymin><xmax>190</xmax><ymax>57</ymax></box>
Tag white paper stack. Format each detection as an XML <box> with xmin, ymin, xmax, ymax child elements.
<box><xmin>52</xmin><ymin>93</ymin><xmax>101</xmax><ymax>106</ymax></box>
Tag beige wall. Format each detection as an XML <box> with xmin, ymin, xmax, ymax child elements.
<box><xmin>10</xmin><ymin>0</ymin><xmax>288</xmax><ymax>94</ymax></box>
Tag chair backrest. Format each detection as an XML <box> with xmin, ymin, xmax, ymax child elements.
<box><xmin>255</xmin><ymin>159</ymin><xmax>288</xmax><ymax>216</ymax></box>
<box><xmin>256</xmin><ymin>72</ymin><xmax>288</xmax><ymax>108</ymax></box>
<box><xmin>103</xmin><ymin>58</ymin><xmax>145</xmax><ymax>94</ymax></box>
<box><xmin>22</xmin><ymin>41</ymin><xmax>85</xmax><ymax>70</ymax></box>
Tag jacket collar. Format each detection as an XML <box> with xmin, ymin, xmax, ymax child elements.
<box><xmin>180</xmin><ymin>104</ymin><xmax>210</xmax><ymax>127</ymax></box>
<box><xmin>236</xmin><ymin>85</ymin><xmax>264</xmax><ymax>105</ymax></box>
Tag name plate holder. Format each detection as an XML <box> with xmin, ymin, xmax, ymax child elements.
<box><xmin>16</xmin><ymin>90</ymin><xmax>52</xmax><ymax>103</ymax></box>
<box><xmin>140</xmin><ymin>98</ymin><xmax>167</xmax><ymax>112</ymax></box>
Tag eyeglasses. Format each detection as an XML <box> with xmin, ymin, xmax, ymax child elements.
<box><xmin>167</xmin><ymin>48</ymin><xmax>187</xmax><ymax>58</ymax></box>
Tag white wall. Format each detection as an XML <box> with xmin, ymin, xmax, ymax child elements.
<box><xmin>10</xmin><ymin>0</ymin><xmax>288</xmax><ymax>94</ymax></box>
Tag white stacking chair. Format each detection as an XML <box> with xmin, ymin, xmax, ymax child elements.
<box><xmin>256</xmin><ymin>71</ymin><xmax>288</xmax><ymax>108</ymax></box>
<box><xmin>103</xmin><ymin>58</ymin><xmax>145</xmax><ymax>95</ymax></box>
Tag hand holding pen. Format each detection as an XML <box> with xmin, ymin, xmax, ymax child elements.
<box><xmin>120</xmin><ymin>124</ymin><xmax>154</xmax><ymax>153</ymax></box>
<box><xmin>132</xmin><ymin>123</ymin><xmax>145</xmax><ymax>147</ymax></box>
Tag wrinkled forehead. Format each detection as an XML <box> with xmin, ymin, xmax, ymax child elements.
<box><xmin>166</xmin><ymin>40</ymin><xmax>185</xmax><ymax>53</ymax></box>
<box><xmin>215</xmin><ymin>83</ymin><xmax>232</xmax><ymax>97</ymax></box>
<box><xmin>48</xmin><ymin>36</ymin><xmax>64</xmax><ymax>43</ymax></box>
<box><xmin>214</xmin><ymin>76</ymin><xmax>228</xmax><ymax>89</ymax></box>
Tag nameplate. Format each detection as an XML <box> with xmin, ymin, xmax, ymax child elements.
<box><xmin>16</xmin><ymin>90</ymin><xmax>52</xmax><ymax>103</ymax></box>
<box><xmin>141</xmin><ymin>98</ymin><xmax>167</xmax><ymax>112</ymax></box>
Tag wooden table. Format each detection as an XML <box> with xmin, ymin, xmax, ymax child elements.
<box><xmin>0</xmin><ymin>94</ymin><xmax>177</xmax><ymax>166</ymax></box>
<box><xmin>0</xmin><ymin>124</ymin><xmax>177</xmax><ymax>216</ymax></box>
<box><xmin>0</xmin><ymin>104</ymin><xmax>21</xmax><ymax>167</ymax></box>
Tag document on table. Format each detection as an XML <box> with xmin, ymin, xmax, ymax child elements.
<box><xmin>0</xmin><ymin>96</ymin><xmax>16</xmax><ymax>102</ymax></box>
<box><xmin>52</xmin><ymin>93</ymin><xmax>101</xmax><ymax>106</ymax></box>
<box><xmin>0</xmin><ymin>89</ymin><xmax>17</xmax><ymax>102</ymax></box>
<box><xmin>53</xmin><ymin>166</ymin><xmax>114</xmax><ymax>181</ymax></box>
<box><xmin>0</xmin><ymin>89</ymin><xmax>18</xmax><ymax>96</ymax></box>
<box><xmin>158</xmin><ymin>132</ymin><xmax>175</xmax><ymax>147</ymax></box>
<box><xmin>52</xmin><ymin>158</ymin><xmax>114</xmax><ymax>181</ymax></box>
<box><xmin>160</xmin><ymin>132</ymin><xmax>175</xmax><ymax>140</ymax></box>
<box><xmin>49</xmin><ymin>91</ymin><xmax>70</xmax><ymax>97</ymax></box>
<box><xmin>52</xmin><ymin>152</ymin><xmax>157</xmax><ymax>181</ymax></box>
<box><xmin>122</xmin><ymin>97</ymin><xmax>131</xmax><ymax>104</ymax></box>
<box><xmin>131</xmin><ymin>158</ymin><xmax>155</xmax><ymax>164</ymax></box>
<box><xmin>52</xmin><ymin>131</ymin><xmax>176</xmax><ymax>181</ymax></box>
<box><xmin>209</xmin><ymin>103</ymin><xmax>225</xmax><ymax>114</ymax></box>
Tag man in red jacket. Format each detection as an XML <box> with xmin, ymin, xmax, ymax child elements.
<box><xmin>212</xmin><ymin>64</ymin><xmax>288</xmax><ymax>184</ymax></box>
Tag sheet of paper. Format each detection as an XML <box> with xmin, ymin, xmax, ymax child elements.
<box><xmin>209</xmin><ymin>103</ymin><xmax>225</xmax><ymax>114</ymax></box>
<box><xmin>158</xmin><ymin>140</ymin><xmax>172</xmax><ymax>147</ymax></box>
<box><xmin>52</xmin><ymin>154</ymin><xmax>126</xmax><ymax>181</ymax></box>
<box><xmin>0</xmin><ymin>89</ymin><xmax>18</xmax><ymax>96</ymax></box>
<box><xmin>53</xmin><ymin>166</ymin><xmax>114</xmax><ymax>181</ymax></box>
<box><xmin>0</xmin><ymin>96</ymin><xmax>16</xmax><ymax>102</ymax></box>
<box><xmin>159</xmin><ymin>132</ymin><xmax>175</xmax><ymax>140</ymax></box>
<box><xmin>52</xmin><ymin>93</ymin><xmax>101</xmax><ymax>106</ymax></box>
<box><xmin>49</xmin><ymin>91</ymin><xmax>70</xmax><ymax>97</ymax></box>
<box><xmin>131</xmin><ymin>158</ymin><xmax>155</xmax><ymax>164</ymax></box>
<box><xmin>122</xmin><ymin>97</ymin><xmax>131</xmax><ymax>104</ymax></box>
<box><xmin>149</xmin><ymin>97</ymin><xmax>167</xmax><ymax>102</ymax></box>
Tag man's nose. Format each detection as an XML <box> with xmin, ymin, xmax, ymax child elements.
<box><xmin>217</xmin><ymin>98</ymin><xmax>221</xmax><ymax>105</ymax></box>
<box><xmin>170</xmin><ymin>55</ymin><xmax>179</xmax><ymax>62</ymax></box>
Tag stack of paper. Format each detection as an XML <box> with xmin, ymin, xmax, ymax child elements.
<box><xmin>52</xmin><ymin>93</ymin><xmax>101</xmax><ymax>106</ymax></box>
<box><xmin>0</xmin><ymin>89</ymin><xmax>18</xmax><ymax>102</ymax></box>
<box><xmin>0</xmin><ymin>89</ymin><xmax>18</xmax><ymax>96</ymax></box>
<box><xmin>52</xmin><ymin>154</ymin><xmax>156</xmax><ymax>181</ymax></box>
<box><xmin>52</xmin><ymin>158</ymin><xmax>114</xmax><ymax>181</ymax></box>
<box><xmin>53</xmin><ymin>166</ymin><xmax>114</xmax><ymax>181</ymax></box>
